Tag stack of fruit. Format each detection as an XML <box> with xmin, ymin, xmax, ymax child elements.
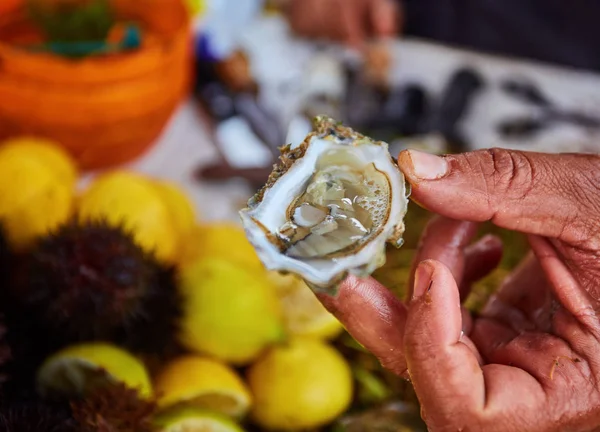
<box><xmin>0</xmin><ymin>137</ymin><xmax>364</xmax><ymax>431</ymax></box>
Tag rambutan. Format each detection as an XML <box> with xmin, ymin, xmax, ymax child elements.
<box><xmin>0</xmin><ymin>303</ymin><xmax>55</xmax><ymax>406</ymax></box>
<box><xmin>0</xmin><ymin>223</ymin><xmax>12</xmax><ymax>289</ymax></box>
<box><xmin>71</xmin><ymin>382</ymin><xmax>156</xmax><ymax>432</ymax></box>
<box><xmin>0</xmin><ymin>315</ymin><xmax>11</xmax><ymax>402</ymax></box>
<box><xmin>0</xmin><ymin>399</ymin><xmax>77</xmax><ymax>432</ymax></box>
<box><xmin>11</xmin><ymin>220</ymin><xmax>182</xmax><ymax>356</ymax></box>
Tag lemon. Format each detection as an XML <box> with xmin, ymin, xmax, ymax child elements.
<box><xmin>178</xmin><ymin>258</ymin><xmax>284</xmax><ymax>365</ymax></box>
<box><xmin>179</xmin><ymin>223</ymin><xmax>263</xmax><ymax>271</ymax></box>
<box><xmin>185</xmin><ymin>0</ymin><xmax>206</xmax><ymax>17</ymax></box>
<box><xmin>268</xmin><ymin>272</ymin><xmax>343</xmax><ymax>340</ymax></box>
<box><xmin>78</xmin><ymin>171</ymin><xmax>180</xmax><ymax>263</ymax></box>
<box><xmin>152</xmin><ymin>180</ymin><xmax>196</xmax><ymax>243</ymax></box>
<box><xmin>154</xmin><ymin>356</ymin><xmax>251</xmax><ymax>418</ymax></box>
<box><xmin>37</xmin><ymin>342</ymin><xmax>152</xmax><ymax>399</ymax></box>
<box><xmin>0</xmin><ymin>142</ymin><xmax>76</xmax><ymax>250</ymax></box>
<box><xmin>0</xmin><ymin>137</ymin><xmax>77</xmax><ymax>186</ymax></box>
<box><xmin>155</xmin><ymin>407</ymin><xmax>246</xmax><ymax>432</ymax></box>
<box><xmin>248</xmin><ymin>338</ymin><xmax>353</xmax><ymax>431</ymax></box>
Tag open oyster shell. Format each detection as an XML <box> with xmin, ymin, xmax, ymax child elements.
<box><xmin>239</xmin><ymin>116</ymin><xmax>409</xmax><ymax>294</ymax></box>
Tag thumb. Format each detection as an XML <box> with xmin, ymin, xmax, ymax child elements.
<box><xmin>404</xmin><ymin>260</ymin><xmax>484</xmax><ymax>424</ymax></box>
<box><xmin>397</xmin><ymin>148</ymin><xmax>600</xmax><ymax>248</ymax></box>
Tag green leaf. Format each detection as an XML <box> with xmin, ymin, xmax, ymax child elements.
<box><xmin>27</xmin><ymin>0</ymin><xmax>115</xmax><ymax>45</ymax></box>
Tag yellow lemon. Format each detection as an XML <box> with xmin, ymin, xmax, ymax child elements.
<box><xmin>185</xmin><ymin>0</ymin><xmax>206</xmax><ymax>17</ymax></box>
<box><xmin>155</xmin><ymin>407</ymin><xmax>246</xmax><ymax>432</ymax></box>
<box><xmin>248</xmin><ymin>338</ymin><xmax>353</xmax><ymax>431</ymax></box>
<box><xmin>0</xmin><ymin>144</ymin><xmax>75</xmax><ymax>250</ymax></box>
<box><xmin>37</xmin><ymin>342</ymin><xmax>152</xmax><ymax>399</ymax></box>
<box><xmin>0</xmin><ymin>137</ymin><xmax>77</xmax><ymax>186</ymax></box>
<box><xmin>179</xmin><ymin>223</ymin><xmax>263</xmax><ymax>271</ymax></box>
<box><xmin>151</xmin><ymin>180</ymin><xmax>197</xmax><ymax>261</ymax></box>
<box><xmin>154</xmin><ymin>356</ymin><xmax>251</xmax><ymax>418</ymax></box>
<box><xmin>178</xmin><ymin>258</ymin><xmax>284</xmax><ymax>365</ymax></box>
<box><xmin>268</xmin><ymin>272</ymin><xmax>343</xmax><ymax>340</ymax></box>
<box><xmin>78</xmin><ymin>171</ymin><xmax>179</xmax><ymax>263</ymax></box>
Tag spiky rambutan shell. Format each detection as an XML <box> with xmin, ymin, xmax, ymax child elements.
<box><xmin>0</xmin><ymin>315</ymin><xmax>11</xmax><ymax>389</ymax></box>
<box><xmin>71</xmin><ymin>382</ymin><xmax>156</xmax><ymax>432</ymax></box>
<box><xmin>117</xmin><ymin>265</ymin><xmax>183</xmax><ymax>351</ymax></box>
<box><xmin>0</xmin><ymin>304</ymin><xmax>56</xmax><ymax>406</ymax></box>
<box><xmin>0</xmin><ymin>223</ymin><xmax>12</xmax><ymax>289</ymax></box>
<box><xmin>0</xmin><ymin>399</ymin><xmax>77</xmax><ymax>432</ymax></box>
<box><xmin>11</xmin><ymin>220</ymin><xmax>183</xmax><ymax>356</ymax></box>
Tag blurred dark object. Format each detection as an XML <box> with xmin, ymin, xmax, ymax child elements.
<box><xmin>497</xmin><ymin>117</ymin><xmax>548</xmax><ymax>140</ymax></box>
<box><xmin>373</xmin><ymin>84</ymin><xmax>430</xmax><ymax>137</ymax></box>
<box><xmin>498</xmin><ymin>77</ymin><xmax>600</xmax><ymax>139</ymax></box>
<box><xmin>195</xmin><ymin>57</ymin><xmax>282</xmax><ymax>151</ymax></box>
<box><xmin>195</xmin><ymin>163</ymin><xmax>272</xmax><ymax>188</ymax></box>
<box><xmin>343</xmin><ymin>65</ymin><xmax>387</xmax><ymax>131</ymax></box>
<box><xmin>215</xmin><ymin>50</ymin><xmax>257</xmax><ymax>93</ymax></box>
<box><xmin>193</xmin><ymin>56</ymin><xmax>279</xmax><ymax>185</ymax></box>
<box><xmin>234</xmin><ymin>93</ymin><xmax>286</xmax><ymax>154</ymax></box>
<box><xmin>402</xmin><ymin>1</ymin><xmax>600</xmax><ymax>72</ymax></box>
<box><xmin>501</xmin><ymin>78</ymin><xmax>552</xmax><ymax>107</ymax></box>
<box><xmin>429</xmin><ymin>67</ymin><xmax>485</xmax><ymax>152</ymax></box>
<box><xmin>344</xmin><ymin>63</ymin><xmax>430</xmax><ymax>142</ymax></box>
<box><xmin>196</xmin><ymin>80</ymin><xmax>237</xmax><ymax>123</ymax></box>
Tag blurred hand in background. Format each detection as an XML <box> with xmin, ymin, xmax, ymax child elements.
<box><xmin>285</xmin><ymin>0</ymin><xmax>401</xmax><ymax>47</ymax></box>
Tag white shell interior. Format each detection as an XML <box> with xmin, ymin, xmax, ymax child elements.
<box><xmin>240</xmin><ymin>136</ymin><xmax>407</xmax><ymax>288</ymax></box>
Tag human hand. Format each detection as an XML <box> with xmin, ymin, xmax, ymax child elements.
<box><xmin>285</xmin><ymin>0</ymin><xmax>400</xmax><ymax>48</ymax></box>
<box><xmin>319</xmin><ymin>148</ymin><xmax>600</xmax><ymax>431</ymax></box>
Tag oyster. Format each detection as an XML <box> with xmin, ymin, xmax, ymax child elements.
<box><xmin>239</xmin><ymin>116</ymin><xmax>408</xmax><ymax>294</ymax></box>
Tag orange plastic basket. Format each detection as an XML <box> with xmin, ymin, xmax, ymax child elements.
<box><xmin>0</xmin><ymin>0</ymin><xmax>192</xmax><ymax>169</ymax></box>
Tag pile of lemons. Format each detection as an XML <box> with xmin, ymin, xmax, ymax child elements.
<box><xmin>0</xmin><ymin>137</ymin><xmax>354</xmax><ymax>431</ymax></box>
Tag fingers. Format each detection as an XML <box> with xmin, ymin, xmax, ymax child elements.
<box><xmin>317</xmin><ymin>275</ymin><xmax>408</xmax><ymax>374</ymax></box>
<box><xmin>337</xmin><ymin>0</ymin><xmax>365</xmax><ymax>47</ymax></box>
<box><xmin>482</xmin><ymin>253</ymin><xmax>553</xmax><ymax>332</ymax></box>
<box><xmin>404</xmin><ymin>260</ymin><xmax>485</xmax><ymax>417</ymax></box>
<box><xmin>397</xmin><ymin>149</ymin><xmax>600</xmax><ymax>249</ymax></box>
<box><xmin>370</xmin><ymin>0</ymin><xmax>401</xmax><ymax>37</ymax></box>
<box><xmin>407</xmin><ymin>217</ymin><xmax>478</xmax><ymax>300</ymax></box>
<box><xmin>528</xmin><ymin>235</ymin><xmax>600</xmax><ymax>376</ymax></box>
<box><xmin>529</xmin><ymin>235</ymin><xmax>598</xmax><ymax>334</ymax></box>
<box><xmin>472</xmin><ymin>319</ymin><xmax>592</xmax><ymax>388</ymax></box>
<box><xmin>289</xmin><ymin>0</ymin><xmax>397</xmax><ymax>46</ymax></box>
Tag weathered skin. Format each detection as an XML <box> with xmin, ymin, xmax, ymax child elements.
<box><xmin>319</xmin><ymin>148</ymin><xmax>600</xmax><ymax>432</ymax></box>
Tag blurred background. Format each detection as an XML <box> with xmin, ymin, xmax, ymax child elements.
<box><xmin>0</xmin><ymin>0</ymin><xmax>599</xmax><ymax>430</ymax></box>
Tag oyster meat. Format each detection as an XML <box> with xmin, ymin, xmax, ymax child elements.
<box><xmin>240</xmin><ymin>116</ymin><xmax>409</xmax><ymax>294</ymax></box>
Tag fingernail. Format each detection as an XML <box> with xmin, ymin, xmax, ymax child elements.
<box><xmin>412</xmin><ymin>261</ymin><xmax>434</xmax><ymax>301</ymax></box>
<box><xmin>400</xmin><ymin>150</ymin><xmax>448</xmax><ymax>180</ymax></box>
